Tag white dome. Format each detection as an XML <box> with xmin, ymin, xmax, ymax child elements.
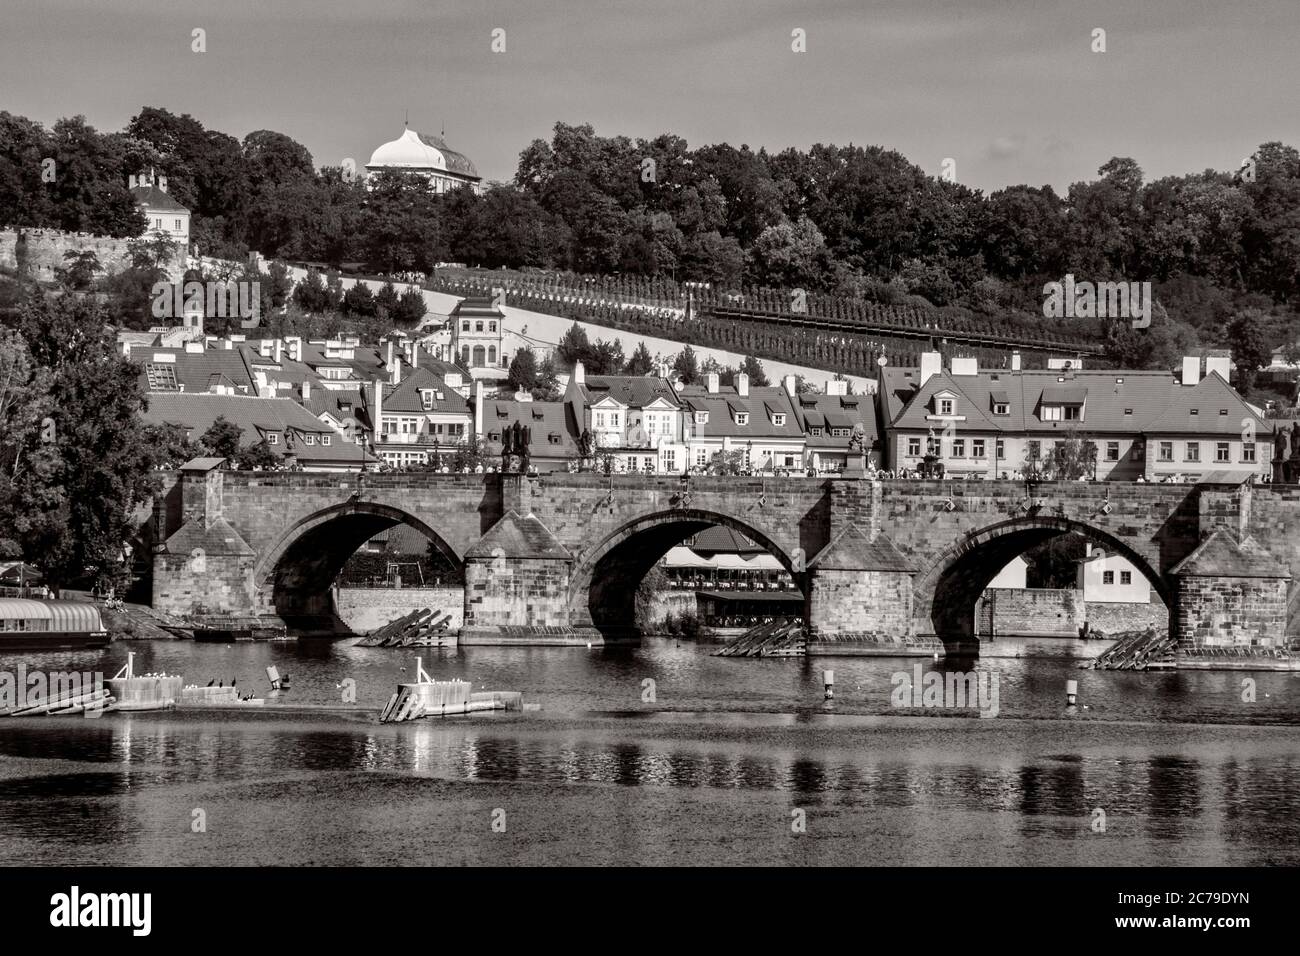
<box><xmin>367</xmin><ymin>128</ymin><xmax>447</xmax><ymax>171</ymax></box>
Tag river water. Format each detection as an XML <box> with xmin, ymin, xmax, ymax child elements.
<box><xmin>1</xmin><ymin>635</ymin><xmax>1298</xmax><ymax>866</ymax></box>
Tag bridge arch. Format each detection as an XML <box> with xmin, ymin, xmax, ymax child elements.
<box><xmin>568</xmin><ymin>508</ymin><xmax>805</xmax><ymax>638</ymax></box>
<box><xmin>256</xmin><ymin>500</ymin><xmax>463</xmax><ymax>625</ymax></box>
<box><xmin>912</xmin><ymin>514</ymin><xmax>1170</xmax><ymax>645</ymax></box>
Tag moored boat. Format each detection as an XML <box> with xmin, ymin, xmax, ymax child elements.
<box><xmin>0</xmin><ymin>598</ymin><xmax>110</xmax><ymax>652</ymax></box>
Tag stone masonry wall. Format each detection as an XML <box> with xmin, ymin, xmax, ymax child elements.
<box><xmin>981</xmin><ymin>588</ymin><xmax>1084</xmax><ymax>636</ymax></box>
<box><xmin>153</xmin><ymin>552</ymin><xmax>256</xmax><ymax>617</ymax></box>
<box><xmin>1176</xmin><ymin>575</ymin><xmax>1288</xmax><ymax>650</ymax></box>
<box><xmin>807</xmin><ymin>569</ymin><xmax>913</xmax><ymax>642</ymax></box>
<box><xmin>1086</xmin><ymin>599</ymin><xmax>1168</xmax><ymax>635</ymax></box>
<box><xmin>461</xmin><ymin>556</ymin><xmax>575</xmax><ymax>642</ymax></box>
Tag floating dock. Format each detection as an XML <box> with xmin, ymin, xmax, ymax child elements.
<box><xmin>379</xmin><ymin>658</ymin><xmax>522</xmax><ymax>722</ymax></box>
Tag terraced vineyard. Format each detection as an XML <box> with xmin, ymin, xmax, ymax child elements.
<box><xmin>428</xmin><ymin>267</ymin><xmax>1104</xmax><ymax>375</ymax></box>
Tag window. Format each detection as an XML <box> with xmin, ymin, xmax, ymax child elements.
<box><xmin>1216</xmin><ymin>442</ymin><xmax>1230</xmax><ymax>462</ymax></box>
<box><xmin>304</xmin><ymin>434</ymin><xmax>316</xmax><ymax>445</ymax></box>
<box><xmin>735</xmin><ymin>412</ymin><xmax>749</xmax><ymax>426</ymax></box>
<box><xmin>1102</xmin><ymin>571</ymin><xmax>1114</xmax><ymax>585</ymax></box>
<box><xmin>695</xmin><ymin>448</ymin><xmax>708</xmax><ymax>466</ymax></box>
<box><xmin>952</xmin><ymin>439</ymin><xmax>965</xmax><ymax>458</ymax></box>
<box><xmin>488</xmin><ymin>346</ymin><xmax>497</xmax><ymax>365</ymax></box>
<box><xmin>995</xmin><ymin>438</ymin><xmax>1005</xmax><ymax>459</ymax></box>
<box><xmin>421</xmin><ymin>391</ymin><xmax>433</xmax><ymax>411</ymax></box>
<box><xmin>927</xmin><ymin>436</ymin><xmax>940</xmax><ymax>455</ymax></box>
<box><xmin>321</xmin><ymin>435</ymin><xmax>331</xmax><ymax>445</ymax></box>
<box><xmin>461</xmin><ymin>321</ymin><xmax>470</xmax><ymax>332</ymax></box>
<box><xmin>772</xmin><ymin>413</ymin><xmax>785</xmax><ymax>426</ymax></box>
<box><xmin>663</xmin><ymin>449</ymin><xmax>676</xmax><ymax>471</ymax></box>
<box><xmin>1185</xmin><ymin>442</ymin><xmax>1200</xmax><ymax>462</ymax></box>
<box><xmin>1120</xmin><ymin>571</ymin><xmax>1132</xmax><ymax>585</ymax></box>
<box><xmin>694</xmin><ymin>411</ymin><xmax>708</xmax><ymax>425</ymax></box>
<box><xmin>475</xmin><ymin>321</ymin><xmax>484</xmax><ymax>332</ymax></box>
<box><xmin>810</xmin><ymin>427</ymin><xmax>823</xmax><ymax>437</ymax></box>
<box><xmin>489</xmin><ymin>322</ymin><xmax>497</xmax><ymax>332</ymax></box>
<box><xmin>266</xmin><ymin>433</ymin><xmax>278</xmax><ymax>445</ymax></box>
<box><xmin>993</xmin><ymin>402</ymin><xmax>1009</xmax><ymax>415</ymax></box>
<box><xmin>907</xmin><ymin>438</ymin><xmax>921</xmax><ymax>457</ymax></box>
<box><xmin>1243</xmin><ymin>442</ymin><xmax>1256</xmax><ymax>463</ymax></box>
<box><xmin>938</xmin><ymin>398</ymin><xmax>955</xmax><ymax>415</ymax></box>
<box><xmin>1028</xmin><ymin>441</ymin><xmax>1041</xmax><ymax>460</ymax></box>
<box><xmin>1106</xmin><ymin>441</ymin><xmax>1119</xmax><ymax>461</ymax></box>
<box><xmin>174</xmin><ymin>219</ymin><xmax>182</xmax><ymax>231</ymax></box>
<box><xmin>972</xmin><ymin>439</ymin><xmax>985</xmax><ymax>459</ymax></box>
<box><xmin>1042</xmin><ymin>404</ymin><xmax>1082</xmax><ymax>421</ymax></box>
<box><xmin>154</xmin><ymin>218</ymin><xmax>162</xmax><ymax>230</ymax></box>
<box><xmin>1159</xmin><ymin>441</ymin><xmax>1174</xmax><ymax>462</ymax></box>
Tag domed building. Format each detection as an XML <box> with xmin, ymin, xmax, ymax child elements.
<box><xmin>365</xmin><ymin>126</ymin><xmax>484</xmax><ymax>194</ymax></box>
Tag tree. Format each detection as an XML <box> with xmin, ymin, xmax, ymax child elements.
<box><xmin>507</xmin><ymin>347</ymin><xmax>540</xmax><ymax>391</ymax></box>
<box><xmin>1226</xmin><ymin>308</ymin><xmax>1273</xmax><ymax>391</ymax></box>
<box><xmin>741</xmin><ymin>355</ymin><xmax>769</xmax><ymax>386</ymax></box>
<box><xmin>199</xmin><ymin>416</ymin><xmax>243</xmax><ymax>462</ymax></box>
<box><xmin>374</xmin><ymin>282</ymin><xmax>400</xmax><ymax>317</ymax></box>
<box><xmin>672</xmin><ymin>345</ymin><xmax>700</xmax><ymax>384</ymax></box>
<box><xmin>624</xmin><ymin>341</ymin><xmax>655</xmax><ymax>375</ymax></box>
<box><xmin>237</xmin><ymin>439</ymin><xmax>281</xmax><ymax>471</ymax></box>
<box><xmin>55</xmin><ymin>250</ymin><xmax>100</xmax><ymax>291</ymax></box>
<box><xmin>393</xmin><ymin>287</ymin><xmax>427</xmax><ymax>325</ymax></box>
<box><xmin>342</xmin><ymin>281</ymin><xmax>376</xmax><ymax>316</ymax></box>
<box><xmin>558</xmin><ymin>322</ymin><xmax>591</xmax><ymax>366</ymax></box>
<box><xmin>1</xmin><ymin>293</ymin><xmax>158</xmax><ymax>594</ymax></box>
<box><xmin>1044</xmin><ymin>429</ymin><xmax>1099</xmax><ymax>480</ymax></box>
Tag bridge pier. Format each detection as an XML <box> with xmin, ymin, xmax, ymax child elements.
<box><xmin>459</xmin><ymin>510</ymin><xmax>598</xmax><ymax>645</ymax></box>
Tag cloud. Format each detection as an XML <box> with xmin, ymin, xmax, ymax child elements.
<box><xmin>986</xmin><ymin>135</ymin><xmax>1027</xmax><ymax>160</ymax></box>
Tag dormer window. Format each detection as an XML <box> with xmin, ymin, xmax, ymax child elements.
<box><xmin>695</xmin><ymin>411</ymin><xmax>708</xmax><ymax>425</ymax></box>
<box><xmin>993</xmin><ymin>403</ymin><xmax>1009</xmax><ymax>415</ymax></box>
<box><xmin>421</xmin><ymin>390</ymin><xmax>434</xmax><ymax>410</ymax></box>
<box><xmin>772</xmin><ymin>413</ymin><xmax>786</xmax><ymax>426</ymax></box>
<box><xmin>321</xmin><ymin>435</ymin><xmax>331</xmax><ymax>445</ymax></box>
<box><xmin>938</xmin><ymin>397</ymin><xmax>955</xmax><ymax>415</ymax></box>
<box><xmin>266</xmin><ymin>433</ymin><xmax>278</xmax><ymax>445</ymax></box>
<box><xmin>304</xmin><ymin>434</ymin><xmax>316</xmax><ymax>445</ymax></box>
<box><xmin>734</xmin><ymin>412</ymin><xmax>749</xmax><ymax>426</ymax></box>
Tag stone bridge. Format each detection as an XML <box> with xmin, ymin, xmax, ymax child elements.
<box><xmin>146</xmin><ymin>461</ymin><xmax>1300</xmax><ymax>658</ymax></box>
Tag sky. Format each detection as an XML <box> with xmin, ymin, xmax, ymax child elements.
<box><xmin>1</xmin><ymin>0</ymin><xmax>1296</xmax><ymax>194</ymax></box>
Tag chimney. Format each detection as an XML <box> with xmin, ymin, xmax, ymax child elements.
<box><xmin>371</xmin><ymin>378</ymin><xmax>384</xmax><ymax>439</ymax></box>
<box><xmin>301</xmin><ymin>379</ymin><xmax>311</xmax><ymax>403</ymax></box>
<box><xmin>411</xmin><ymin>344</ymin><xmax>420</xmax><ymax>369</ymax></box>
<box><xmin>736</xmin><ymin>372</ymin><xmax>749</xmax><ymax>397</ymax></box>
<box><xmin>287</xmin><ymin>335</ymin><xmax>302</xmax><ymax>362</ymax></box>
<box><xmin>783</xmin><ymin>374</ymin><xmax>798</xmax><ymax>397</ymax></box>
<box><xmin>474</xmin><ymin>380</ymin><xmax>485</xmax><ymax>438</ymax></box>
<box><xmin>223</xmin><ymin>338</ymin><xmax>233</xmax><ymax>350</ymax></box>
<box><xmin>386</xmin><ymin>339</ymin><xmax>395</xmax><ymax>370</ymax></box>
<box><xmin>951</xmin><ymin>356</ymin><xmax>978</xmax><ymax>376</ymax></box>
<box><xmin>573</xmin><ymin>360</ymin><xmax>585</xmax><ymax>386</ymax></box>
<box><xmin>1011</xmin><ymin>350</ymin><xmax>1021</xmax><ymax>371</ymax></box>
<box><xmin>1181</xmin><ymin>356</ymin><xmax>1200</xmax><ymax>386</ymax></box>
<box><xmin>128</xmin><ymin>174</ymin><xmax>135</xmax><ymax>190</ymax></box>
<box><xmin>707</xmin><ymin>372</ymin><xmax>720</xmax><ymax>394</ymax></box>
<box><xmin>391</xmin><ymin>356</ymin><xmax>401</xmax><ymax>386</ymax></box>
<box><xmin>274</xmin><ymin>338</ymin><xmax>284</xmax><ymax>365</ymax></box>
<box><xmin>1204</xmin><ymin>354</ymin><xmax>1231</xmax><ymax>381</ymax></box>
<box><xmin>825</xmin><ymin>379</ymin><xmax>848</xmax><ymax>396</ymax></box>
<box><xmin>404</xmin><ymin>340</ymin><xmax>414</xmax><ymax>366</ymax></box>
<box><xmin>919</xmin><ymin>351</ymin><xmax>943</xmax><ymax>386</ymax></box>
<box><xmin>158</xmin><ymin>175</ymin><xmax>168</xmax><ymax>193</ymax></box>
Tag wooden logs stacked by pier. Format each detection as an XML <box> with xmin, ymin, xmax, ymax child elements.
<box><xmin>355</xmin><ymin>609</ymin><xmax>456</xmax><ymax>648</ymax></box>
<box><xmin>0</xmin><ymin>686</ymin><xmax>115</xmax><ymax>717</ymax></box>
<box><xmin>716</xmin><ymin>620</ymin><xmax>807</xmax><ymax>657</ymax></box>
<box><xmin>1087</xmin><ymin>628</ymin><xmax>1176</xmax><ymax>670</ymax></box>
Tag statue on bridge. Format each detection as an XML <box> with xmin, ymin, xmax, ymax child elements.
<box><xmin>1275</xmin><ymin>422</ymin><xmax>1296</xmax><ymax>483</ymax></box>
<box><xmin>500</xmin><ymin>421</ymin><xmax>532</xmax><ymax>474</ymax></box>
